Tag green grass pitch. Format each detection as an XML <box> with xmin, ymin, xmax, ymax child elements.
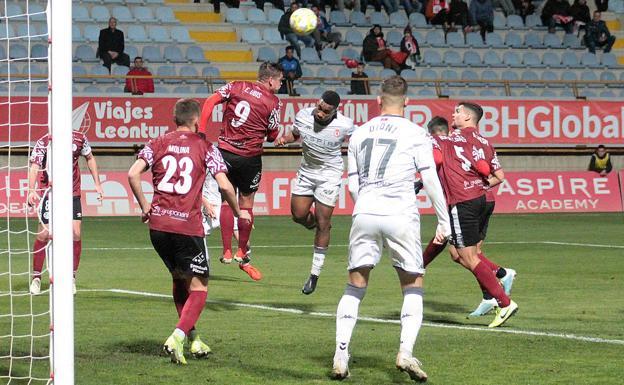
<box><xmin>1</xmin><ymin>213</ymin><xmax>623</xmax><ymax>384</ymax></box>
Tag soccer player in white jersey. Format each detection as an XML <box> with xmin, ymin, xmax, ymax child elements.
<box><xmin>332</xmin><ymin>76</ymin><xmax>451</xmax><ymax>381</ymax></box>
<box><xmin>276</xmin><ymin>91</ymin><xmax>355</xmax><ymax>295</ymax></box>
<box><xmin>202</xmin><ymin>172</ymin><xmax>222</xmax><ymax>236</ymax></box>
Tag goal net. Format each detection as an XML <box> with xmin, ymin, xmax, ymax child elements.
<box><xmin>1</xmin><ymin>1</ymin><xmax>73</xmax><ymax>384</ymax></box>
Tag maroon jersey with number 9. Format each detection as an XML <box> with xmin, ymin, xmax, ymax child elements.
<box><xmin>139</xmin><ymin>131</ymin><xmax>227</xmax><ymax>237</ymax></box>
<box><xmin>216</xmin><ymin>81</ymin><xmax>282</xmax><ymax>157</ymax></box>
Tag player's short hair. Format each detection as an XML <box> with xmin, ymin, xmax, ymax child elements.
<box><xmin>380</xmin><ymin>75</ymin><xmax>407</xmax><ymax>106</ymax></box>
<box><xmin>458</xmin><ymin>101</ymin><xmax>484</xmax><ymax>123</ymax></box>
<box><xmin>322</xmin><ymin>90</ymin><xmax>341</xmax><ymax>109</ymax></box>
<box><xmin>174</xmin><ymin>98</ymin><xmax>201</xmax><ymax>127</ymax></box>
<box><xmin>285</xmin><ymin>46</ymin><xmax>295</xmax><ymax>52</ymax></box>
<box><xmin>258</xmin><ymin>62</ymin><xmax>283</xmax><ymax>81</ymax></box>
<box><xmin>427</xmin><ymin>116</ymin><xmax>449</xmax><ymax>135</ymax></box>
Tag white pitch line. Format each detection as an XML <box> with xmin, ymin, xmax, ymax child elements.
<box><xmin>83</xmin><ymin>288</ymin><xmax>624</xmax><ymax>346</ymax></box>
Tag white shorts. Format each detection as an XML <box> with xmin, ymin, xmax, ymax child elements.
<box><xmin>202</xmin><ymin>202</ymin><xmax>221</xmax><ymax>235</ymax></box>
<box><xmin>291</xmin><ymin>171</ymin><xmax>341</xmax><ymax>207</ymax></box>
<box><xmin>348</xmin><ymin>212</ymin><xmax>424</xmax><ymax>274</ymax></box>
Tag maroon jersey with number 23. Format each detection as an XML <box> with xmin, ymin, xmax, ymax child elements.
<box><xmin>139</xmin><ymin>131</ymin><xmax>227</xmax><ymax>237</ymax></box>
<box><xmin>216</xmin><ymin>81</ymin><xmax>282</xmax><ymax>157</ymax></box>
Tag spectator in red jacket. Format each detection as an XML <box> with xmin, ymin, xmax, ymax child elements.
<box><xmin>124</xmin><ymin>57</ymin><xmax>154</xmax><ymax>95</ymax></box>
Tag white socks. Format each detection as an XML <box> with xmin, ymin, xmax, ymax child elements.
<box><xmin>310</xmin><ymin>246</ymin><xmax>327</xmax><ymax>276</ymax></box>
<box><xmin>335</xmin><ymin>284</ymin><xmax>366</xmax><ymax>355</ymax></box>
<box><xmin>399</xmin><ymin>287</ymin><xmax>424</xmax><ymax>357</ymax></box>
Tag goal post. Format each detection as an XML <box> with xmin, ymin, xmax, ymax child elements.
<box><xmin>49</xmin><ymin>0</ymin><xmax>74</xmax><ymax>384</ymax></box>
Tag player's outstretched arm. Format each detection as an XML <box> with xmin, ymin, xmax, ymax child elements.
<box><xmin>198</xmin><ymin>93</ymin><xmax>223</xmax><ymax>134</ymax></box>
<box><xmin>274</xmin><ymin>131</ymin><xmax>298</xmax><ymax>146</ymax></box>
<box><xmin>85</xmin><ymin>154</ymin><xmax>103</xmax><ymax>200</ymax></box>
<box><xmin>127</xmin><ymin>159</ymin><xmax>151</xmax><ymax>222</ymax></box>
<box><xmin>27</xmin><ymin>162</ymin><xmax>41</xmax><ymax>207</ymax></box>
<box><xmin>214</xmin><ymin>173</ymin><xmax>251</xmax><ymax>222</ymax></box>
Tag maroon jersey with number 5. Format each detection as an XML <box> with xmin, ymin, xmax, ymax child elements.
<box><xmin>138</xmin><ymin>131</ymin><xmax>227</xmax><ymax>237</ymax></box>
<box><xmin>215</xmin><ymin>81</ymin><xmax>281</xmax><ymax>157</ymax></box>
<box><xmin>432</xmin><ymin>127</ymin><xmax>491</xmax><ymax>205</ymax></box>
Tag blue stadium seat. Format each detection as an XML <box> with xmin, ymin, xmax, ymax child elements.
<box><xmin>0</xmin><ymin>24</ymin><xmax>14</xmax><ymax>39</ymax></box>
<box><xmin>135</xmin><ymin>7</ymin><xmax>157</xmax><ymax>23</ymax></box>
<box><xmin>380</xmin><ymin>68</ymin><xmax>398</xmax><ymax>79</ymax></box>
<box><xmin>83</xmin><ymin>85</ymin><xmax>103</xmax><ymax>93</ymax></box>
<box><xmin>0</xmin><ymin>45</ymin><xmax>5</xmax><ymax>61</ymax></box>
<box><xmin>520</xmin><ymin>89</ymin><xmax>537</xmax><ymax>97</ymax></box>
<box><xmin>126</xmin><ymin>0</ymin><xmax>144</xmax><ymax>4</ymax></box>
<box><xmin>180</xmin><ymin>66</ymin><xmax>202</xmax><ymax>84</ymax></box>
<box><xmin>441</xmin><ymin>69</ymin><xmax>460</xmax><ymax>86</ymax></box>
<box><xmin>312</xmin><ymin>86</ymin><xmax>325</xmax><ymax>94</ymax></box>
<box><xmin>522</xmin><ymin>52</ymin><xmax>543</xmax><ymax>68</ymax></box>
<box><xmin>74</xmin><ymin>45</ymin><xmax>97</xmax><ymax>62</ymax></box>
<box><xmin>242</xmin><ymin>27</ymin><xmax>264</xmax><ymax>44</ymax></box>
<box><xmin>73</xmin><ymin>64</ymin><xmax>89</xmax><ymax>83</ymax></box>
<box><xmin>125</xmin><ymin>46</ymin><xmax>139</xmax><ymax>61</ymax></box>
<box><xmin>186</xmin><ymin>45</ymin><xmax>208</xmax><ymax>63</ymax></box>
<box><xmin>84</xmin><ymin>25</ymin><xmax>101</xmax><ymax>43</ymax></box>
<box><xmin>458</xmin><ymin>88</ymin><xmax>477</xmax><ymax>96</ymax></box>
<box><xmin>302</xmin><ymin>48</ymin><xmax>322</xmax><ymax>64</ymax></box>
<box><xmin>256</xmin><ymin>46</ymin><xmax>277</xmax><ymax>62</ymax></box>
<box><xmin>142</xmin><ymin>46</ymin><xmax>164</xmax><ymax>62</ymax></box>
<box><xmin>493</xmin><ymin>13</ymin><xmax>506</xmax><ymax>28</ymax></box>
<box><xmin>3</xmin><ymin>3</ymin><xmax>21</xmax><ymax>16</ymax></box>
<box><xmin>202</xmin><ymin>66</ymin><xmax>223</xmax><ymax>84</ymax></box>
<box><xmin>561</xmin><ymin>71</ymin><xmax>577</xmax><ymax>82</ymax></box>
<box><xmin>601</xmin><ymin>53</ymin><xmax>618</xmax><ymax>68</ymax></box>
<box><xmin>111</xmin><ymin>65</ymin><xmax>128</xmax><ymax>79</ymax></box>
<box><xmin>157</xmin><ymin>65</ymin><xmax>177</xmax><ymax>84</ymax></box>
<box><xmin>29</xmin><ymin>3</ymin><xmax>46</xmax><ymax>22</ymax></box>
<box><xmin>91</xmin><ymin>6</ymin><xmax>111</xmax><ymax>23</ymax></box>
<box><xmin>420</xmin><ymin>68</ymin><xmax>437</xmax><ymax>86</ymax></box>
<box><xmin>389</xmin><ymin>11</ymin><xmax>408</xmax><ymax>27</ymax></box>
<box><xmin>263</xmin><ymin>29</ymin><xmax>286</xmax><ymax>44</ymax></box>
<box><xmin>164</xmin><ymin>45</ymin><xmax>185</xmax><ymax>63</ymax></box>
<box><xmin>418</xmin><ymin>88</ymin><xmax>436</xmax><ymax>97</ymax></box>
<box><xmin>481</xmin><ymin>70</ymin><xmax>499</xmax><ymax>87</ymax></box>
<box><xmin>146</xmin><ymin>0</ymin><xmax>166</xmax><ymax>4</ymax></box>
<box><xmin>580</xmin><ymin>52</ymin><xmax>600</xmax><ymax>68</ymax></box>
<box><xmin>321</xmin><ymin>48</ymin><xmax>342</xmax><ymax>65</ymax></box>
<box><xmin>424</xmin><ymin>51</ymin><xmax>443</xmax><ymax>66</ymax></box>
<box><xmin>336</xmin><ymin>87</ymin><xmax>350</xmax><ymax>97</ymax></box>
<box><xmin>524</xmin><ymin>32</ymin><xmax>543</xmax><ymax>48</ymax></box>
<box><xmin>386</xmin><ymin>30</ymin><xmax>402</xmax><ymax>46</ymax></box>
<box><xmin>350</xmin><ymin>11</ymin><xmax>368</xmax><ymax>27</ymax></box>
<box><xmin>73</xmin><ymin>25</ymin><xmax>84</xmax><ymax>42</ymax></box>
<box><xmin>446</xmin><ymin>31</ymin><xmax>466</xmax><ymax>47</ymax></box>
<box><xmin>502</xmin><ymin>70</ymin><xmax>520</xmax><ymax>87</ymax></box>
<box><xmin>370</xmin><ymin>12</ymin><xmax>390</xmax><ymax>27</ymax></box>
<box><xmin>579</xmin><ymin>88</ymin><xmax>596</xmax><ymax>98</ymax></box>
<box><xmin>409</xmin><ymin>12</ymin><xmax>427</xmax><ymax>28</ymax></box>
<box><xmin>338</xmin><ymin>68</ymin><xmax>353</xmax><ymax>80</ymax></box>
<box><xmin>541</xmin><ymin>70</ymin><xmax>558</xmax><ymax>83</ymax></box>
<box><xmin>503</xmin><ymin>51</ymin><xmax>522</xmax><ymax>67</ymax></box>
<box><xmin>297</xmin><ymin>87</ymin><xmax>310</xmax><ymax>96</ymax></box>
<box><xmin>483</xmin><ymin>51</ymin><xmax>503</xmax><ymax>67</ymax></box>
<box><xmin>149</xmin><ymin>26</ymin><xmax>170</xmax><ymax>43</ymax></box>
<box><xmin>318</xmin><ymin>67</ymin><xmax>339</xmax><ymax>85</ymax></box>
<box><xmin>105</xmin><ymin>85</ymin><xmax>125</xmax><ymax>93</ymax></box>
<box><xmin>93</xmin><ymin>65</ymin><xmax>114</xmax><ymax>84</ymax></box>
<box><xmin>525</xmin><ymin>14</ymin><xmax>540</xmax><ymax>28</ymax></box>
<box><xmin>73</xmin><ymin>4</ymin><xmax>90</xmax><ymax>22</ymax></box>
<box><xmin>345</xmin><ymin>30</ymin><xmax>364</xmax><ymax>46</ymax></box>
<box><xmin>542</xmin><ymin>51</ymin><xmax>561</xmax><ymax>68</ymax></box>
<box><xmin>31</xmin><ymin>44</ymin><xmax>47</xmax><ymax>61</ymax></box>
<box><xmin>486</xmin><ymin>32</ymin><xmax>505</xmax><ymax>48</ymax></box>
<box><xmin>562</xmin><ymin>33</ymin><xmax>581</xmax><ymax>48</ymax></box>
<box><xmin>16</xmin><ymin>24</ymin><xmax>37</xmax><ymax>38</ymax></box>
<box><xmin>507</xmin><ymin>15</ymin><xmax>526</xmax><ymax>29</ymax></box>
<box><xmin>9</xmin><ymin>44</ymin><xmax>28</xmax><ymax>60</ymax></box>
<box><xmin>466</xmin><ymin>32</ymin><xmax>485</xmax><ymax>48</ymax></box>
<box><xmin>342</xmin><ymin>47</ymin><xmax>360</xmax><ymax>60</ymax></box>
<box><xmin>401</xmin><ymin>69</ymin><xmax>417</xmax><ymax>80</ymax></box>
<box><xmin>302</xmin><ymin>67</ymin><xmax>318</xmax><ymax>85</ymax></box>
<box><xmin>521</xmin><ymin>70</ymin><xmax>539</xmax><ymax>87</ymax></box>
<box><xmin>226</xmin><ymin>8</ymin><xmax>248</xmax><ymax>24</ymax></box>
<box><xmin>504</xmin><ymin>31</ymin><xmax>522</xmax><ymax>48</ymax></box>
<box><xmin>426</xmin><ymin>30</ymin><xmax>445</xmax><ymax>47</ymax></box>
<box><xmin>128</xmin><ymin>25</ymin><xmax>151</xmax><ymax>43</ymax></box>
<box><xmin>330</xmin><ymin>10</ymin><xmax>349</xmax><ymax>26</ymax></box>
<box><xmin>580</xmin><ymin>70</ymin><xmax>599</xmax><ymax>87</ymax></box>
<box><xmin>443</xmin><ymin>50</ymin><xmax>462</xmax><ymax>66</ymax></box>
<box><xmin>461</xmin><ymin>69</ymin><xmax>479</xmax><ymax>86</ymax></box>
<box><xmin>540</xmin><ymin>89</ymin><xmax>557</xmax><ymax>97</ymax></box>
<box><xmin>112</xmin><ymin>6</ymin><xmax>134</xmax><ymax>23</ymax></box>
<box><xmin>173</xmin><ymin>85</ymin><xmax>192</xmax><ymax>94</ymax></box>
<box><xmin>599</xmin><ymin>90</ymin><xmax>616</xmax><ymax>97</ymax></box>
<box><xmin>155</xmin><ymin>7</ymin><xmax>177</xmax><ymax>23</ymax></box>
<box><xmin>463</xmin><ymin>51</ymin><xmax>482</xmax><ymax>67</ymax></box>
<box><xmin>543</xmin><ymin>33</ymin><xmax>562</xmax><ymax>48</ymax></box>
<box><xmin>171</xmin><ymin>27</ymin><xmax>193</xmax><ymax>43</ymax></box>
<box><xmin>268</xmin><ymin>9</ymin><xmax>284</xmax><ymax>24</ymax></box>
<box><xmin>248</xmin><ymin>8</ymin><xmax>269</xmax><ymax>24</ymax></box>
<box><xmin>600</xmin><ymin>71</ymin><xmax>617</xmax><ymax>82</ymax></box>
<box><xmin>561</xmin><ymin>51</ymin><xmax>580</xmax><ymax>68</ymax></box>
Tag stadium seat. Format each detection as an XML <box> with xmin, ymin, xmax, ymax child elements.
<box><xmin>541</xmin><ymin>89</ymin><xmax>557</xmax><ymax>97</ymax></box>
<box><xmin>483</xmin><ymin>51</ymin><xmax>503</xmax><ymax>67</ymax></box>
<box><xmin>180</xmin><ymin>66</ymin><xmax>202</xmax><ymax>84</ymax></box>
<box><xmin>164</xmin><ymin>45</ymin><xmax>185</xmax><ymax>63</ymax></box>
<box><xmin>91</xmin><ymin>6</ymin><xmax>111</xmax><ymax>23</ymax></box>
<box><xmin>460</xmin><ymin>69</ymin><xmax>479</xmax><ymax>86</ymax></box>
<box><xmin>126</xmin><ymin>0</ymin><xmax>144</xmax><ymax>4</ymax></box>
<box><xmin>600</xmin><ymin>71</ymin><xmax>617</xmax><ymax>83</ymax></box>
<box><xmin>302</xmin><ymin>67</ymin><xmax>318</xmax><ymax>85</ymax></box>
<box><xmin>297</xmin><ymin>87</ymin><xmax>310</xmax><ymax>95</ymax></box>
<box><xmin>31</xmin><ymin>44</ymin><xmax>47</xmax><ymax>61</ymax></box>
<box><xmin>580</xmin><ymin>70</ymin><xmax>599</xmax><ymax>87</ymax></box>
<box><xmin>16</xmin><ymin>24</ymin><xmax>37</xmax><ymax>38</ymax></box>
<box><xmin>466</xmin><ymin>32</ymin><xmax>485</xmax><ymax>48</ymax></box>
<box><xmin>386</xmin><ymin>30</ymin><xmax>402</xmax><ymax>47</ymax></box>
<box><xmin>380</xmin><ymin>68</ymin><xmax>398</xmax><ymax>79</ymax></box>
<box><xmin>504</xmin><ymin>31</ymin><xmax>522</xmax><ymax>48</ymax></box>
<box><xmin>125</xmin><ymin>46</ymin><xmax>139</xmax><ymax>61</ymax></box>
<box><xmin>74</xmin><ymin>45</ymin><xmax>97</xmax><ymax>62</ymax></box>
<box><xmin>336</xmin><ymin>87</ymin><xmax>350</xmax><ymax>97</ymax></box>
<box><xmin>418</xmin><ymin>88</ymin><xmax>436</xmax><ymax>97</ymax></box>
<box><xmin>479</xmin><ymin>88</ymin><xmax>498</xmax><ymax>97</ymax></box>
<box><xmin>580</xmin><ymin>52</ymin><xmax>600</xmax><ymax>68</ymax></box>
<box><xmin>3</xmin><ymin>3</ymin><xmax>21</xmax><ymax>17</ymax></box>
<box><xmin>111</xmin><ymin>65</ymin><xmax>128</xmax><ymax>79</ymax></box>
<box><xmin>561</xmin><ymin>51</ymin><xmax>580</xmax><ymax>68</ymax></box>
<box><xmin>149</xmin><ymin>26</ymin><xmax>170</xmax><ymax>43</ymax></box>
<box><xmin>522</xmin><ymin>52</ymin><xmax>543</xmax><ymax>68</ymax></box>
<box><xmin>486</xmin><ymin>32</ymin><xmax>505</xmax><ymax>48</ymax></box>
<box><xmin>601</xmin><ymin>53</ymin><xmax>617</xmax><ymax>68</ymax></box>
<box><xmin>157</xmin><ymin>65</ymin><xmax>177</xmax><ymax>84</ymax></box>
<box><xmin>443</xmin><ymin>50</ymin><xmax>462</xmax><ymax>66</ymax></box>
<box><xmin>226</xmin><ymin>8</ymin><xmax>248</xmax><ymax>24</ymax></box>
<box><xmin>420</xmin><ymin>68</ymin><xmax>437</xmax><ymax>86</ymax></box>
<box><xmin>338</xmin><ymin>67</ymin><xmax>353</xmax><ymax>81</ymax></box>
<box><xmin>507</xmin><ymin>15</ymin><xmax>525</xmax><ymax>29</ymax></box>
<box><xmin>525</xmin><ymin>14</ymin><xmax>540</xmax><ymax>28</ymax></box>
<box><xmin>83</xmin><ymin>85</ymin><xmax>102</xmax><ymax>93</ymax></box>
<box><xmin>105</xmin><ymin>85</ymin><xmax>124</xmax><ymax>93</ymax></box>
<box><xmin>321</xmin><ymin>48</ymin><xmax>342</xmax><ymax>65</ymax></box>
<box><xmin>458</xmin><ymin>88</ymin><xmax>477</xmax><ymax>96</ymax></box>
<box><xmin>84</xmin><ymin>25</ymin><xmax>101</xmax><ymax>43</ymax></box>
<box><xmin>562</xmin><ymin>33</ymin><xmax>581</xmax><ymax>48</ymax></box>
<box><xmin>541</xmin><ymin>70</ymin><xmax>558</xmax><ymax>82</ymax></box>
<box><xmin>370</xmin><ymin>12</ymin><xmax>390</xmax><ymax>27</ymax></box>
<box><xmin>561</xmin><ymin>71</ymin><xmax>577</xmax><ymax>82</ymax></box>
<box><xmin>155</xmin><ymin>7</ymin><xmax>177</xmax><ymax>23</ymax></box>
<box><xmin>502</xmin><ymin>70</ymin><xmax>520</xmax><ymax>87</ymax></box>
<box><xmin>579</xmin><ymin>88</ymin><xmax>596</xmax><ymax>98</ymax></box>
<box><xmin>242</xmin><ymin>27</ymin><xmax>264</xmax><ymax>44</ymax></box>
<box><xmin>503</xmin><ymin>51</ymin><xmax>522</xmax><ymax>67</ymax></box>
<box><xmin>409</xmin><ymin>12</ymin><xmax>427</xmax><ymax>28</ymax></box>
<box><xmin>446</xmin><ymin>31</ymin><xmax>466</xmax><ymax>47</ymax></box>
<box><xmin>93</xmin><ymin>65</ymin><xmax>114</xmax><ymax>83</ymax></box>
<box><xmin>135</xmin><ymin>7</ymin><xmax>158</xmax><ymax>23</ymax></box>
<box><xmin>345</xmin><ymin>30</ymin><xmax>364</xmax><ymax>46</ymax></box>
<box><xmin>263</xmin><ymin>29</ymin><xmax>286</xmax><ymax>44</ymax></box>
<box><xmin>524</xmin><ymin>32</ymin><xmax>543</xmax><ymax>48</ymax></box>
<box><xmin>73</xmin><ymin>4</ymin><xmax>90</xmax><ymax>22</ymax></box>
<box><xmin>171</xmin><ymin>27</ymin><xmax>193</xmax><ymax>43</ymax></box>
<box><xmin>318</xmin><ymin>67</ymin><xmax>338</xmax><ymax>85</ymax></box>
<box><xmin>128</xmin><ymin>25</ymin><xmax>151</xmax><ymax>43</ymax></box>
<box><xmin>248</xmin><ymin>8</ymin><xmax>269</xmax><ymax>24</ymax></box>
<box><xmin>463</xmin><ymin>51</ymin><xmax>482</xmax><ymax>67</ymax></box>
<box><xmin>521</xmin><ymin>70</ymin><xmax>539</xmax><ymax>87</ymax></box>
<box><xmin>389</xmin><ymin>11</ymin><xmax>408</xmax><ymax>27</ymax></box>
<box><xmin>481</xmin><ymin>70</ymin><xmax>499</xmax><ymax>87</ymax></box>
<box><xmin>493</xmin><ymin>13</ymin><xmax>506</xmax><ymax>28</ymax></box>
<box><xmin>142</xmin><ymin>46</ymin><xmax>164</xmax><ymax>63</ymax></box>
<box><xmin>186</xmin><ymin>45</ymin><xmax>208</xmax><ymax>63</ymax></box>
<box><xmin>173</xmin><ymin>85</ymin><xmax>192</xmax><ymax>94</ymax></box>
<box><xmin>112</xmin><ymin>6</ymin><xmax>134</xmax><ymax>23</ymax></box>
<box><xmin>520</xmin><ymin>89</ymin><xmax>537</xmax><ymax>96</ymax></box>
<box><xmin>29</xmin><ymin>3</ymin><xmax>46</xmax><ymax>22</ymax></box>
<box><xmin>330</xmin><ymin>10</ymin><xmax>349</xmax><ymax>26</ymax></box>
<box><xmin>342</xmin><ymin>47</ymin><xmax>360</xmax><ymax>60</ymax></box>
<box><xmin>146</xmin><ymin>0</ymin><xmax>166</xmax><ymax>4</ymax></box>
<box><xmin>256</xmin><ymin>46</ymin><xmax>277</xmax><ymax>62</ymax></box>
<box><xmin>543</xmin><ymin>33</ymin><xmax>562</xmax><ymax>48</ymax></box>
<box><xmin>73</xmin><ymin>25</ymin><xmax>84</xmax><ymax>42</ymax></box>
<box><xmin>312</xmin><ymin>86</ymin><xmax>324</xmax><ymax>94</ymax></box>
<box><xmin>301</xmin><ymin>47</ymin><xmax>322</xmax><ymax>64</ymax></box>
<box><xmin>423</xmin><ymin>50</ymin><xmax>442</xmax><ymax>65</ymax></box>
<box><xmin>441</xmin><ymin>69</ymin><xmax>460</xmax><ymax>86</ymax></box>
<box><xmin>9</xmin><ymin>44</ymin><xmax>28</xmax><ymax>60</ymax></box>
<box><xmin>599</xmin><ymin>89</ymin><xmax>616</xmax><ymax>97</ymax></box>
<box><xmin>0</xmin><ymin>45</ymin><xmax>5</xmax><ymax>61</ymax></box>
<box><xmin>202</xmin><ymin>66</ymin><xmax>223</xmax><ymax>85</ymax></box>
<box><xmin>400</xmin><ymin>68</ymin><xmax>417</xmax><ymax>80</ymax></box>
<box><xmin>542</xmin><ymin>51</ymin><xmax>561</xmax><ymax>68</ymax></box>
<box><xmin>268</xmin><ymin>9</ymin><xmax>284</xmax><ymax>24</ymax></box>
<box><xmin>426</xmin><ymin>31</ymin><xmax>445</xmax><ymax>47</ymax></box>
<box><xmin>0</xmin><ymin>24</ymin><xmax>14</xmax><ymax>39</ymax></box>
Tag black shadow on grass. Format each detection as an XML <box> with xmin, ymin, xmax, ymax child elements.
<box><xmin>107</xmin><ymin>338</ymin><xmax>163</xmax><ymax>356</ymax></box>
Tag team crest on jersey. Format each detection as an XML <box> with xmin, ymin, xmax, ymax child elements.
<box><xmin>334</xmin><ymin>128</ymin><xmax>340</xmax><ymax>138</ymax></box>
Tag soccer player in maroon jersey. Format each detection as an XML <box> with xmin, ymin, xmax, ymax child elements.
<box><xmin>27</xmin><ymin>131</ymin><xmax>103</xmax><ymax>295</ymax></box>
<box><xmin>198</xmin><ymin>62</ymin><xmax>283</xmax><ymax>281</ymax></box>
<box><xmin>431</xmin><ymin>102</ymin><xmax>518</xmax><ymax>328</ymax></box>
<box><xmin>128</xmin><ymin>99</ymin><xmax>251</xmax><ymax>364</ymax></box>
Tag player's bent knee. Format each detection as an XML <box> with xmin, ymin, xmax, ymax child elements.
<box><xmin>344</xmin><ymin>283</ymin><xmax>367</xmax><ymax>300</ymax></box>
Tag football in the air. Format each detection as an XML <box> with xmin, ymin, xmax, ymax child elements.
<box><xmin>289</xmin><ymin>8</ymin><xmax>318</xmax><ymax>36</ymax></box>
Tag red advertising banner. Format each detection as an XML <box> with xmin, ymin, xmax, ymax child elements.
<box><xmin>2</xmin><ymin>96</ymin><xmax>624</xmax><ymax>147</ymax></box>
<box><xmin>1</xmin><ymin>171</ymin><xmax>621</xmax><ymax>217</ymax></box>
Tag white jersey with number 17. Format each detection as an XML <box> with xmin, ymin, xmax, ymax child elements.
<box><xmin>348</xmin><ymin>114</ymin><xmax>435</xmax><ymax>216</ymax></box>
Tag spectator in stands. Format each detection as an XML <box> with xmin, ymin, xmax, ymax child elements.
<box><xmin>253</xmin><ymin>0</ymin><xmax>285</xmax><ymax>11</ymax></box>
<box><xmin>448</xmin><ymin>0</ymin><xmax>474</xmax><ymax>32</ymax></box>
<box><xmin>402</xmin><ymin>0</ymin><xmax>424</xmax><ymax>15</ymax></box>
<box><xmin>97</xmin><ymin>17</ymin><xmax>130</xmax><ymax>73</ymax></box>
<box><xmin>426</xmin><ymin>0</ymin><xmax>451</xmax><ymax>27</ymax></box>
<box><xmin>595</xmin><ymin>0</ymin><xmax>608</xmax><ymax>12</ymax></box>
<box><xmin>541</xmin><ymin>0</ymin><xmax>574</xmax><ymax>33</ymax></box>
<box><xmin>278</xmin><ymin>2</ymin><xmax>315</xmax><ymax>59</ymax></box>
<box><xmin>584</xmin><ymin>11</ymin><xmax>616</xmax><ymax>53</ymax></box>
<box><xmin>362</xmin><ymin>25</ymin><xmax>402</xmax><ymax>73</ymax></box>
<box><xmin>350</xmin><ymin>62</ymin><xmax>370</xmax><ymax>95</ymax></box>
<box><xmin>588</xmin><ymin>145</ymin><xmax>613</xmax><ymax>175</ymax></box>
<box><xmin>206</xmin><ymin>0</ymin><xmax>240</xmax><ymax>14</ymax></box>
<box><xmin>570</xmin><ymin>0</ymin><xmax>591</xmax><ymax>32</ymax></box>
<box><xmin>513</xmin><ymin>0</ymin><xmax>536</xmax><ymax>23</ymax></box>
<box><xmin>381</xmin><ymin>0</ymin><xmax>400</xmax><ymax>14</ymax></box>
<box><xmin>400</xmin><ymin>26</ymin><xmax>421</xmax><ymax>69</ymax></box>
<box><xmin>470</xmin><ymin>0</ymin><xmax>494</xmax><ymax>42</ymax></box>
<box><xmin>494</xmin><ymin>0</ymin><xmax>516</xmax><ymax>16</ymax></box>
<box><xmin>278</xmin><ymin>46</ymin><xmax>302</xmax><ymax>96</ymax></box>
<box><xmin>124</xmin><ymin>57</ymin><xmax>154</xmax><ymax>95</ymax></box>
<box><xmin>311</xmin><ymin>6</ymin><xmax>342</xmax><ymax>50</ymax></box>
